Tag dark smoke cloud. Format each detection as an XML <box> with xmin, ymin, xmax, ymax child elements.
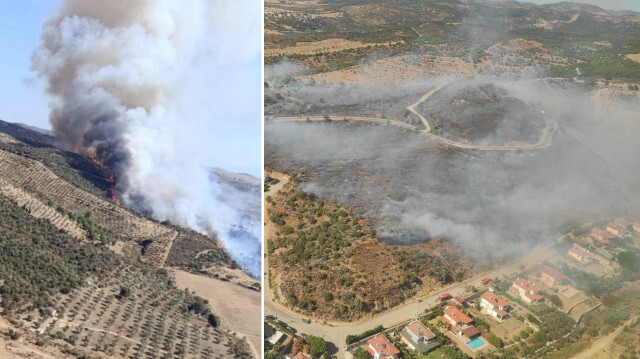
<box><xmin>32</xmin><ymin>0</ymin><xmax>261</xmax><ymax>277</ymax></box>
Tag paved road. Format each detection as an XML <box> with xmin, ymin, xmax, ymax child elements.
<box><xmin>265</xmin><ymin>239</ymin><xmax>556</xmax><ymax>358</ymax></box>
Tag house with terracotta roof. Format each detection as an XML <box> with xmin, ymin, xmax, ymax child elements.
<box><xmin>510</xmin><ymin>278</ymin><xmax>543</xmax><ymax>304</ymax></box>
<box><xmin>366</xmin><ymin>334</ymin><xmax>400</xmax><ymax>359</ymax></box>
<box><xmin>591</xmin><ymin>228</ymin><xmax>614</xmax><ymax>245</ymax></box>
<box><xmin>286</xmin><ymin>351</ymin><xmax>312</xmax><ymax>359</ymax></box>
<box><xmin>400</xmin><ymin>321</ymin><xmax>440</xmax><ymax>354</ymax></box>
<box><xmin>441</xmin><ymin>306</ymin><xmax>480</xmax><ymax>341</ymax></box>
<box><xmin>446</xmin><ymin>296</ymin><xmax>467</xmax><ymax>309</ymax></box>
<box><xmin>480</xmin><ymin>292</ymin><xmax>510</xmax><ymax>321</ymax></box>
<box><xmin>568</xmin><ymin>245</ymin><xmax>594</xmax><ymax>265</ymax></box>
<box><xmin>605</xmin><ymin>222</ymin><xmax>627</xmax><ymax>237</ymax></box>
<box><xmin>540</xmin><ymin>266</ymin><xmax>569</xmax><ymax>287</ymax></box>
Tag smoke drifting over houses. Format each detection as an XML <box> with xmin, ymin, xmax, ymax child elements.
<box><xmin>32</xmin><ymin>0</ymin><xmax>261</xmax><ymax>277</ymax></box>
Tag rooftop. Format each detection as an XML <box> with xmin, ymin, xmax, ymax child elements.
<box><xmin>481</xmin><ymin>292</ymin><xmax>509</xmax><ymax>308</ymax></box>
<box><xmin>569</xmin><ymin>246</ymin><xmax>594</xmax><ymax>259</ymax></box>
<box><xmin>461</xmin><ymin>326</ymin><xmax>480</xmax><ymax>339</ymax></box>
<box><xmin>513</xmin><ymin>277</ymin><xmax>539</xmax><ymax>292</ymax></box>
<box><xmin>444</xmin><ymin>306</ymin><xmax>473</xmax><ymax>325</ymax></box>
<box><xmin>367</xmin><ymin>334</ymin><xmax>400</xmax><ymax>357</ymax></box>
<box><xmin>405</xmin><ymin>321</ymin><xmax>436</xmax><ymax>340</ymax></box>
<box><xmin>399</xmin><ymin>330</ymin><xmax>440</xmax><ymax>353</ymax></box>
<box><xmin>541</xmin><ymin>266</ymin><xmax>569</xmax><ymax>281</ymax></box>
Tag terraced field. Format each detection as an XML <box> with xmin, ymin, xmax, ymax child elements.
<box><xmin>0</xmin><ymin>146</ymin><xmax>176</xmax><ymax>267</ymax></box>
<box><xmin>0</xmin><ymin>179</ymin><xmax>87</xmax><ymax>240</ymax></box>
<box><xmin>22</xmin><ymin>267</ymin><xmax>250</xmax><ymax>359</ymax></box>
<box><xmin>0</xmin><ymin>126</ymin><xmax>259</xmax><ymax>358</ymax></box>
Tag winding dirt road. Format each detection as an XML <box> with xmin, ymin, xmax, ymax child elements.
<box><xmin>269</xmin><ymin>82</ymin><xmax>557</xmax><ymax>151</ymax></box>
<box><xmin>406</xmin><ymin>82</ymin><xmax>449</xmax><ymax>132</ymax></box>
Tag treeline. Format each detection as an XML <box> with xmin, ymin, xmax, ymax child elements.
<box><xmin>55</xmin><ymin>206</ymin><xmax>116</xmax><ymax>245</ymax></box>
<box><xmin>0</xmin><ymin>138</ymin><xmax>110</xmax><ymax>199</ymax></box>
<box><xmin>345</xmin><ymin>325</ymin><xmax>384</xmax><ymax>345</ymax></box>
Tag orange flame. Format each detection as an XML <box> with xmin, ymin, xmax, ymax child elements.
<box><xmin>88</xmin><ymin>155</ymin><xmax>120</xmax><ymax>205</ymax></box>
<box><xmin>215</xmin><ymin>241</ymin><xmax>223</xmax><ymax>249</ymax></box>
<box><xmin>109</xmin><ymin>175</ymin><xmax>121</xmax><ymax>205</ymax></box>
<box><xmin>89</xmin><ymin>155</ymin><xmax>105</xmax><ymax>168</ymax></box>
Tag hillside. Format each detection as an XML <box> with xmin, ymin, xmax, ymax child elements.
<box><xmin>265</xmin><ymin>0</ymin><xmax>640</xmax><ymax>81</ymax></box>
<box><xmin>266</xmin><ymin>174</ymin><xmax>476</xmax><ymax>321</ymax></box>
<box><xmin>0</xmin><ymin>120</ymin><xmax>260</xmax><ymax>358</ymax></box>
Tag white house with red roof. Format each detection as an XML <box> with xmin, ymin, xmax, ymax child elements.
<box><xmin>510</xmin><ymin>278</ymin><xmax>543</xmax><ymax>304</ymax></box>
<box><xmin>568</xmin><ymin>245</ymin><xmax>594</xmax><ymax>265</ymax></box>
<box><xmin>366</xmin><ymin>334</ymin><xmax>400</xmax><ymax>359</ymax></box>
<box><xmin>441</xmin><ymin>306</ymin><xmax>480</xmax><ymax>341</ymax></box>
<box><xmin>480</xmin><ymin>292</ymin><xmax>510</xmax><ymax>321</ymax></box>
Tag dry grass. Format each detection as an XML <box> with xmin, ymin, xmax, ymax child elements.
<box><xmin>265</xmin><ymin>38</ymin><xmax>385</xmax><ymax>57</ymax></box>
<box><xmin>625</xmin><ymin>53</ymin><xmax>640</xmax><ymax>64</ymax></box>
<box><xmin>266</xmin><ymin>178</ymin><xmax>474</xmax><ymax>321</ymax></box>
<box><xmin>170</xmin><ymin>269</ymin><xmax>261</xmax><ymax>359</ymax></box>
<box><xmin>303</xmin><ymin>53</ymin><xmax>473</xmax><ymax>84</ymax></box>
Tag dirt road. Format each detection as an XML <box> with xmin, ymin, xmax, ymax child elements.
<box><xmin>568</xmin><ymin>315</ymin><xmax>640</xmax><ymax>359</ymax></box>
<box><xmin>270</xmin><ymin>113</ymin><xmax>556</xmax><ymax>152</ymax></box>
<box><xmin>170</xmin><ymin>269</ymin><xmax>261</xmax><ymax>359</ymax></box>
<box><xmin>406</xmin><ymin>82</ymin><xmax>449</xmax><ymax>132</ymax></box>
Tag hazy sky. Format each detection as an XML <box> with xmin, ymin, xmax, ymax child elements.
<box><xmin>526</xmin><ymin>0</ymin><xmax>640</xmax><ymax>11</ymax></box>
<box><xmin>0</xmin><ymin>1</ymin><xmax>261</xmax><ymax>176</ymax></box>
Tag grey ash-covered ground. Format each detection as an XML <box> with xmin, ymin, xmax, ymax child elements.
<box><xmin>418</xmin><ymin>81</ymin><xmax>546</xmax><ymax>145</ymax></box>
<box><xmin>265</xmin><ymin>119</ymin><xmax>628</xmax><ymax>257</ymax></box>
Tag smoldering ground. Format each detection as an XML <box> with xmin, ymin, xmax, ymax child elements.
<box><xmin>31</xmin><ymin>0</ymin><xmax>261</xmax><ymax>277</ymax></box>
<box><xmin>265</xmin><ymin>76</ymin><xmax>640</xmax><ymax>259</ymax></box>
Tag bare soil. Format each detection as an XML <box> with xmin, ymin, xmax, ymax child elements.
<box><xmin>170</xmin><ymin>269</ymin><xmax>261</xmax><ymax>359</ymax></box>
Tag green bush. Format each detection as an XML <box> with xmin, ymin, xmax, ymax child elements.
<box><xmin>346</xmin><ymin>325</ymin><xmax>384</xmax><ymax>345</ymax></box>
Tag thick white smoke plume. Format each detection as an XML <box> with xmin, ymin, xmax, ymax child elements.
<box><xmin>32</xmin><ymin>0</ymin><xmax>261</xmax><ymax>277</ymax></box>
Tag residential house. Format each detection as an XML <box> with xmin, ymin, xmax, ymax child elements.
<box><xmin>605</xmin><ymin>222</ymin><xmax>627</xmax><ymax>237</ymax></box>
<box><xmin>400</xmin><ymin>321</ymin><xmax>440</xmax><ymax>354</ymax></box>
<box><xmin>480</xmin><ymin>292</ymin><xmax>510</xmax><ymax>321</ymax></box>
<box><xmin>268</xmin><ymin>331</ymin><xmax>286</xmax><ymax>346</ymax></box>
<box><xmin>288</xmin><ymin>352</ymin><xmax>311</xmax><ymax>359</ymax></box>
<box><xmin>510</xmin><ymin>278</ymin><xmax>543</xmax><ymax>304</ymax></box>
<box><xmin>591</xmin><ymin>228</ymin><xmax>614</xmax><ymax>245</ymax></box>
<box><xmin>540</xmin><ymin>266</ymin><xmax>569</xmax><ymax>287</ymax></box>
<box><xmin>568</xmin><ymin>245</ymin><xmax>594</xmax><ymax>265</ymax></box>
<box><xmin>366</xmin><ymin>334</ymin><xmax>400</xmax><ymax>359</ymax></box>
<box><xmin>449</xmin><ymin>296</ymin><xmax>467</xmax><ymax>307</ymax></box>
<box><xmin>441</xmin><ymin>306</ymin><xmax>480</xmax><ymax>341</ymax></box>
